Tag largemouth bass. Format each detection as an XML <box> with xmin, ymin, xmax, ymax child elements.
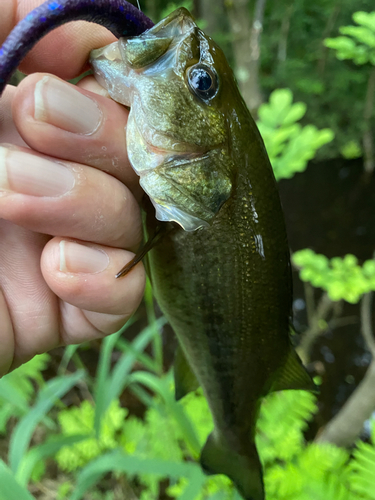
<box><xmin>90</xmin><ymin>8</ymin><xmax>316</xmax><ymax>500</ymax></box>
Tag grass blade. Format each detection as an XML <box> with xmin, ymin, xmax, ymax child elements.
<box><xmin>93</xmin><ymin>330</ymin><xmax>122</xmax><ymax>435</ymax></box>
<box><xmin>144</xmin><ymin>279</ymin><xmax>164</xmax><ymax>373</ymax></box>
<box><xmin>93</xmin><ymin>318</ymin><xmax>137</xmax><ymax>435</ymax></box>
<box><xmin>179</xmin><ymin>468</ymin><xmax>206</xmax><ymax>500</ymax></box>
<box><xmin>9</xmin><ymin>370</ymin><xmax>85</xmax><ymax>474</ymax></box>
<box><xmin>70</xmin><ymin>449</ymin><xmax>201</xmax><ymax>500</ymax></box>
<box><xmin>94</xmin><ymin>318</ymin><xmax>166</xmax><ymax>436</ymax></box>
<box><xmin>0</xmin><ymin>378</ymin><xmax>29</xmax><ymax>413</ymax></box>
<box><xmin>116</xmin><ymin>337</ymin><xmax>159</xmax><ymax>372</ymax></box>
<box><xmin>129</xmin><ymin>383</ymin><xmax>155</xmax><ymax>407</ymax></box>
<box><xmin>128</xmin><ymin>371</ymin><xmax>201</xmax><ymax>457</ymax></box>
<box><xmin>58</xmin><ymin>344</ymin><xmax>81</xmax><ymax>374</ymax></box>
<box><xmin>0</xmin><ymin>459</ymin><xmax>35</xmax><ymax>500</ymax></box>
<box><xmin>16</xmin><ymin>434</ymin><xmax>88</xmax><ymax>486</ymax></box>
<box><xmin>109</xmin><ymin>317</ymin><xmax>167</xmax><ymax>398</ymax></box>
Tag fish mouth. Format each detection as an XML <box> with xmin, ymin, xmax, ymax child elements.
<box><xmin>145</xmin><ymin>7</ymin><xmax>197</xmax><ymax>38</ymax></box>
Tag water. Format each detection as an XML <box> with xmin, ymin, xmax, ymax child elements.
<box><xmin>279</xmin><ymin>156</ymin><xmax>375</xmax><ymax>428</ymax></box>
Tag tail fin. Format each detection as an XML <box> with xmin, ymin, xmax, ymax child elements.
<box><xmin>200</xmin><ymin>432</ymin><xmax>264</xmax><ymax>500</ymax></box>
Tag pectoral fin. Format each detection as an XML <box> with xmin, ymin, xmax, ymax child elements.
<box><xmin>174</xmin><ymin>344</ymin><xmax>199</xmax><ymax>401</ymax></box>
<box><xmin>271</xmin><ymin>348</ymin><xmax>318</xmax><ymax>393</ymax></box>
<box><xmin>116</xmin><ymin>223</ymin><xmax>173</xmax><ymax>278</ymax></box>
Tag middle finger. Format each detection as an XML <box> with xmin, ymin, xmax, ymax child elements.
<box><xmin>11</xmin><ymin>73</ymin><xmax>143</xmax><ymax>199</ymax></box>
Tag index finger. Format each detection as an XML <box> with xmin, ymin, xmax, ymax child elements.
<box><xmin>0</xmin><ymin>0</ymin><xmax>117</xmax><ymax>80</ymax></box>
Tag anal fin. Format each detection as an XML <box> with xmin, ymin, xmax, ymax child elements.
<box><xmin>271</xmin><ymin>347</ymin><xmax>318</xmax><ymax>393</ymax></box>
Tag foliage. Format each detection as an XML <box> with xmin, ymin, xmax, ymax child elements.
<box><xmin>159</xmin><ymin>0</ymin><xmax>207</xmax><ymax>30</ymax></box>
<box><xmin>258</xmin><ymin>1</ymin><xmax>375</xmax><ymax>160</ymax></box>
<box><xmin>293</xmin><ymin>250</ymin><xmax>375</xmax><ymax>303</ymax></box>
<box><xmin>257</xmin><ymin>89</ymin><xmax>334</xmax><ymax>180</ymax></box>
<box><xmin>0</xmin><ymin>354</ymin><xmax>49</xmax><ymax>433</ymax></box>
<box><xmin>159</xmin><ymin>0</ymin><xmax>194</xmax><ymax>21</ymax></box>
<box><xmin>56</xmin><ymin>400</ymin><xmax>127</xmax><ymax>472</ymax></box>
<box><xmin>324</xmin><ymin>11</ymin><xmax>375</xmax><ymax>65</ymax></box>
<box><xmin>340</xmin><ymin>140</ymin><xmax>363</xmax><ymax>159</ymax></box>
<box><xmin>0</xmin><ymin>343</ymin><xmax>374</xmax><ymax>500</ymax></box>
<box><xmin>349</xmin><ymin>438</ymin><xmax>375</xmax><ymax>499</ymax></box>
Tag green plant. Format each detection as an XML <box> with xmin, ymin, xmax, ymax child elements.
<box><xmin>2</xmin><ymin>324</ymin><xmax>375</xmax><ymax>500</ymax></box>
<box><xmin>56</xmin><ymin>400</ymin><xmax>128</xmax><ymax>472</ymax></box>
<box><xmin>0</xmin><ymin>354</ymin><xmax>49</xmax><ymax>433</ymax></box>
<box><xmin>340</xmin><ymin>140</ymin><xmax>363</xmax><ymax>159</ymax></box>
<box><xmin>257</xmin><ymin>89</ymin><xmax>334</xmax><ymax>180</ymax></box>
<box><xmin>324</xmin><ymin>10</ymin><xmax>375</xmax><ymax>173</ymax></box>
<box><xmin>293</xmin><ymin>250</ymin><xmax>375</xmax><ymax>303</ymax></box>
<box><xmin>324</xmin><ymin>12</ymin><xmax>375</xmax><ymax>66</ymax></box>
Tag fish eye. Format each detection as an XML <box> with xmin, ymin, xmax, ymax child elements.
<box><xmin>187</xmin><ymin>64</ymin><xmax>218</xmax><ymax>101</ymax></box>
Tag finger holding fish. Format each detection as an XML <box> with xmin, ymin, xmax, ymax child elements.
<box><xmin>41</xmin><ymin>237</ymin><xmax>146</xmax><ymax>338</ymax></box>
<box><xmin>0</xmin><ymin>145</ymin><xmax>142</xmax><ymax>249</ymax></box>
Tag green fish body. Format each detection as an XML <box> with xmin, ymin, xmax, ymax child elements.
<box><xmin>90</xmin><ymin>9</ymin><xmax>315</xmax><ymax>500</ymax></box>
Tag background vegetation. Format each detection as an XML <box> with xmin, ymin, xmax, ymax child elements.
<box><xmin>1</xmin><ymin>0</ymin><xmax>375</xmax><ymax>499</ymax></box>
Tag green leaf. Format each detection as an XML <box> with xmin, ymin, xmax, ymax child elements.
<box><xmin>0</xmin><ymin>460</ymin><xmax>35</xmax><ymax>500</ymax></box>
<box><xmin>349</xmin><ymin>439</ymin><xmax>375</xmax><ymax>499</ymax></box>
<box><xmin>16</xmin><ymin>434</ymin><xmax>88</xmax><ymax>486</ymax></box>
<box><xmin>58</xmin><ymin>344</ymin><xmax>81</xmax><ymax>374</ymax></box>
<box><xmin>293</xmin><ymin>250</ymin><xmax>375</xmax><ymax>303</ymax></box>
<box><xmin>70</xmin><ymin>449</ymin><xmax>201</xmax><ymax>500</ymax></box>
<box><xmin>9</xmin><ymin>370</ymin><xmax>85</xmax><ymax>474</ymax></box>
<box><xmin>340</xmin><ymin>26</ymin><xmax>375</xmax><ymax>48</ymax></box>
<box><xmin>56</xmin><ymin>400</ymin><xmax>127</xmax><ymax>472</ymax></box>
<box><xmin>353</xmin><ymin>11</ymin><xmax>375</xmax><ymax>32</ymax></box>
<box><xmin>94</xmin><ymin>318</ymin><xmax>165</xmax><ymax>436</ymax></box>
<box><xmin>340</xmin><ymin>140</ymin><xmax>362</xmax><ymax>159</ymax></box>
<box><xmin>257</xmin><ymin>89</ymin><xmax>333</xmax><ymax>181</ymax></box>
<box><xmin>129</xmin><ymin>371</ymin><xmax>201</xmax><ymax>457</ymax></box>
<box><xmin>179</xmin><ymin>468</ymin><xmax>206</xmax><ymax>500</ymax></box>
<box><xmin>93</xmin><ymin>329</ymin><xmax>123</xmax><ymax>435</ymax></box>
<box><xmin>324</xmin><ymin>36</ymin><xmax>355</xmax><ymax>51</ymax></box>
<box><xmin>0</xmin><ymin>378</ymin><xmax>29</xmax><ymax>413</ymax></box>
<box><xmin>281</xmin><ymin>102</ymin><xmax>307</xmax><ymax>126</ymax></box>
<box><xmin>270</xmin><ymin>88</ymin><xmax>293</xmax><ymax>111</ymax></box>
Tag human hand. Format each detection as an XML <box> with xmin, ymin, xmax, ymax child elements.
<box><xmin>0</xmin><ymin>0</ymin><xmax>146</xmax><ymax>375</ymax></box>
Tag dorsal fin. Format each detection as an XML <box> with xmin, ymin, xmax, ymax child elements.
<box><xmin>271</xmin><ymin>348</ymin><xmax>318</xmax><ymax>393</ymax></box>
<box><xmin>174</xmin><ymin>344</ymin><xmax>199</xmax><ymax>401</ymax></box>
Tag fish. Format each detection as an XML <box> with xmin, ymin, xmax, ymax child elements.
<box><xmin>90</xmin><ymin>8</ymin><xmax>316</xmax><ymax>500</ymax></box>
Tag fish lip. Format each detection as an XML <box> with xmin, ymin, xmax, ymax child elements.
<box><xmin>145</xmin><ymin>7</ymin><xmax>197</xmax><ymax>38</ymax></box>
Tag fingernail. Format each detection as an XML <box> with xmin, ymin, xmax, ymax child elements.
<box><xmin>34</xmin><ymin>76</ymin><xmax>102</xmax><ymax>134</ymax></box>
<box><xmin>60</xmin><ymin>241</ymin><xmax>109</xmax><ymax>274</ymax></box>
<box><xmin>0</xmin><ymin>146</ymin><xmax>75</xmax><ymax>196</ymax></box>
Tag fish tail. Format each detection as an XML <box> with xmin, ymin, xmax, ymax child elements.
<box><xmin>200</xmin><ymin>432</ymin><xmax>264</xmax><ymax>500</ymax></box>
